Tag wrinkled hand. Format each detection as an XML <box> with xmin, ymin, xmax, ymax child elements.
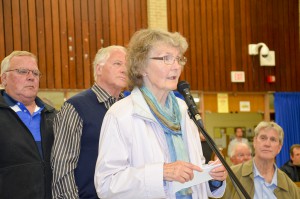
<box><xmin>208</xmin><ymin>159</ymin><xmax>227</xmax><ymax>181</ymax></box>
<box><xmin>163</xmin><ymin>161</ymin><xmax>202</xmax><ymax>183</ymax></box>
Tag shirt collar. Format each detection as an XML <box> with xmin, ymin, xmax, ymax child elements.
<box><xmin>253</xmin><ymin>159</ymin><xmax>278</xmax><ymax>186</ymax></box>
<box><xmin>91</xmin><ymin>83</ymin><xmax>124</xmax><ymax>108</ymax></box>
<box><xmin>3</xmin><ymin>91</ymin><xmax>44</xmax><ymax>107</ymax></box>
<box><xmin>3</xmin><ymin>91</ymin><xmax>44</xmax><ymax>113</ymax></box>
<box><xmin>3</xmin><ymin>91</ymin><xmax>16</xmax><ymax>106</ymax></box>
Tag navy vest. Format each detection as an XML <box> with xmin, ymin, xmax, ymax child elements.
<box><xmin>67</xmin><ymin>89</ymin><xmax>107</xmax><ymax>199</ymax></box>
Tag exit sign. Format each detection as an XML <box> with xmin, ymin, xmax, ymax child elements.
<box><xmin>231</xmin><ymin>71</ymin><xmax>245</xmax><ymax>82</ymax></box>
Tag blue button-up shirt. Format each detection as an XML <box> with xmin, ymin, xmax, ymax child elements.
<box><xmin>3</xmin><ymin>91</ymin><xmax>44</xmax><ymax>157</ymax></box>
<box><xmin>253</xmin><ymin>160</ymin><xmax>278</xmax><ymax>199</ymax></box>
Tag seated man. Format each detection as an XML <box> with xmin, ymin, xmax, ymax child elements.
<box><xmin>222</xmin><ymin>121</ymin><xmax>300</xmax><ymax>198</ymax></box>
<box><xmin>229</xmin><ymin>142</ymin><xmax>252</xmax><ymax>165</ymax></box>
<box><xmin>280</xmin><ymin>144</ymin><xmax>300</xmax><ymax>182</ymax></box>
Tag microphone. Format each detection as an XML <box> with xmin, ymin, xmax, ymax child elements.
<box><xmin>177</xmin><ymin>80</ymin><xmax>251</xmax><ymax>199</ymax></box>
<box><xmin>177</xmin><ymin>81</ymin><xmax>202</xmax><ymax>121</ymax></box>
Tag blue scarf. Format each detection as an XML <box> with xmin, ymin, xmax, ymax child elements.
<box><xmin>140</xmin><ymin>86</ymin><xmax>192</xmax><ymax>198</ymax></box>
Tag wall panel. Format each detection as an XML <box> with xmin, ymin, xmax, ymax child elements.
<box><xmin>0</xmin><ymin>0</ymin><xmax>5</xmax><ymax>58</ymax></box>
<box><xmin>203</xmin><ymin>93</ymin><xmax>265</xmax><ymax>114</ymax></box>
<box><xmin>44</xmin><ymin>0</ymin><xmax>54</xmax><ymax>88</ymax></box>
<box><xmin>12</xmin><ymin>0</ymin><xmax>21</xmax><ymax>50</ymax></box>
<box><xmin>3</xmin><ymin>0</ymin><xmax>13</xmax><ymax>54</ymax></box>
<box><xmin>167</xmin><ymin>0</ymin><xmax>300</xmax><ymax>92</ymax></box>
<box><xmin>0</xmin><ymin>0</ymin><xmax>298</xmax><ymax>92</ymax></box>
<box><xmin>28</xmin><ymin>0</ymin><xmax>38</xmax><ymax>55</ymax></box>
<box><xmin>0</xmin><ymin>0</ymin><xmax>147</xmax><ymax>89</ymax></box>
<box><xmin>36</xmin><ymin>0</ymin><xmax>47</xmax><ymax>88</ymax></box>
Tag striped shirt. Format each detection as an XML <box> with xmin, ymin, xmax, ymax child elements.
<box><xmin>51</xmin><ymin>83</ymin><xmax>124</xmax><ymax>199</ymax></box>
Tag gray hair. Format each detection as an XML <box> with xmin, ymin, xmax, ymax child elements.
<box><xmin>254</xmin><ymin>121</ymin><xmax>284</xmax><ymax>144</ymax></box>
<box><xmin>127</xmin><ymin>29</ymin><xmax>188</xmax><ymax>89</ymax></box>
<box><xmin>229</xmin><ymin>142</ymin><xmax>252</xmax><ymax>158</ymax></box>
<box><xmin>1</xmin><ymin>51</ymin><xmax>37</xmax><ymax>76</ymax></box>
<box><xmin>93</xmin><ymin>45</ymin><xmax>126</xmax><ymax>81</ymax></box>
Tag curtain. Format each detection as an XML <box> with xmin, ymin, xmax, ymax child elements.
<box><xmin>274</xmin><ymin>92</ymin><xmax>300</xmax><ymax>167</ymax></box>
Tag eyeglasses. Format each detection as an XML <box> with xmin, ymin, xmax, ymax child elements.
<box><xmin>6</xmin><ymin>68</ymin><xmax>42</xmax><ymax>78</ymax></box>
<box><xmin>149</xmin><ymin>55</ymin><xmax>187</xmax><ymax>66</ymax></box>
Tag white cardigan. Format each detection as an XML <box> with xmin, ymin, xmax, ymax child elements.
<box><xmin>94</xmin><ymin>87</ymin><xmax>225</xmax><ymax>199</ymax></box>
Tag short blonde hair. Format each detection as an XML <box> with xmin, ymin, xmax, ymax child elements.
<box><xmin>1</xmin><ymin>51</ymin><xmax>37</xmax><ymax>76</ymax></box>
<box><xmin>127</xmin><ymin>29</ymin><xmax>188</xmax><ymax>89</ymax></box>
<box><xmin>254</xmin><ymin>121</ymin><xmax>284</xmax><ymax>144</ymax></box>
<box><xmin>93</xmin><ymin>45</ymin><xmax>126</xmax><ymax>81</ymax></box>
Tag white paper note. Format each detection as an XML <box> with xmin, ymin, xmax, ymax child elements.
<box><xmin>172</xmin><ymin>163</ymin><xmax>222</xmax><ymax>193</ymax></box>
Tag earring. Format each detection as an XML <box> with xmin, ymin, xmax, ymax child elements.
<box><xmin>142</xmin><ymin>73</ymin><xmax>147</xmax><ymax>77</ymax></box>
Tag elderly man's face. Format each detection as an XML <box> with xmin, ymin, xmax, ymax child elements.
<box><xmin>253</xmin><ymin>128</ymin><xmax>282</xmax><ymax>161</ymax></box>
<box><xmin>96</xmin><ymin>49</ymin><xmax>127</xmax><ymax>94</ymax></box>
<box><xmin>230</xmin><ymin>145</ymin><xmax>252</xmax><ymax>165</ymax></box>
<box><xmin>1</xmin><ymin>56</ymin><xmax>40</xmax><ymax>104</ymax></box>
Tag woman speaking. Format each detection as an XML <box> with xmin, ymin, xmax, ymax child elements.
<box><xmin>94</xmin><ymin>29</ymin><xmax>227</xmax><ymax>199</ymax></box>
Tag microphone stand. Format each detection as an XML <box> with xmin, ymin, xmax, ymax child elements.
<box><xmin>188</xmin><ymin>112</ymin><xmax>251</xmax><ymax>199</ymax></box>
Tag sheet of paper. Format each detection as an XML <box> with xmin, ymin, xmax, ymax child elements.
<box><xmin>172</xmin><ymin>163</ymin><xmax>222</xmax><ymax>193</ymax></box>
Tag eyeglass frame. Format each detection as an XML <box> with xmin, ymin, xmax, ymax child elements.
<box><xmin>149</xmin><ymin>55</ymin><xmax>187</xmax><ymax>66</ymax></box>
<box><xmin>5</xmin><ymin>68</ymin><xmax>42</xmax><ymax>78</ymax></box>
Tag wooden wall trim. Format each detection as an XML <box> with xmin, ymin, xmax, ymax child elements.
<box><xmin>0</xmin><ymin>0</ymin><xmax>147</xmax><ymax>89</ymax></box>
<box><xmin>168</xmin><ymin>0</ymin><xmax>300</xmax><ymax>92</ymax></box>
<box><xmin>0</xmin><ymin>0</ymin><xmax>299</xmax><ymax>92</ymax></box>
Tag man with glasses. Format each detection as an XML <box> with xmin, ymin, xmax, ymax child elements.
<box><xmin>229</xmin><ymin>142</ymin><xmax>252</xmax><ymax>165</ymax></box>
<box><xmin>0</xmin><ymin>51</ymin><xmax>56</xmax><ymax>199</ymax></box>
<box><xmin>222</xmin><ymin>121</ymin><xmax>300</xmax><ymax>198</ymax></box>
<box><xmin>51</xmin><ymin>46</ymin><xmax>127</xmax><ymax>199</ymax></box>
